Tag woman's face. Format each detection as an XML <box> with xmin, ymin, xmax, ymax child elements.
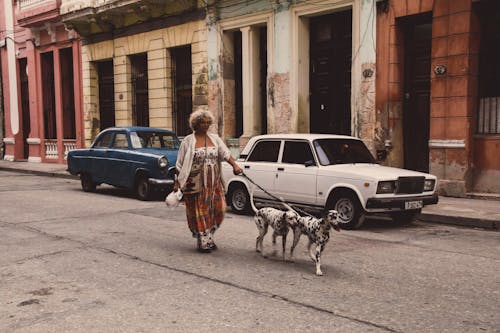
<box><xmin>195</xmin><ymin>117</ymin><xmax>211</xmax><ymax>133</ymax></box>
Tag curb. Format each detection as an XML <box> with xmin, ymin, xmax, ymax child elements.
<box><xmin>1</xmin><ymin>165</ymin><xmax>498</xmax><ymax>231</ymax></box>
<box><xmin>0</xmin><ymin>166</ymin><xmax>78</xmax><ymax>180</ymax></box>
<box><xmin>420</xmin><ymin>213</ymin><xmax>498</xmax><ymax>230</ymax></box>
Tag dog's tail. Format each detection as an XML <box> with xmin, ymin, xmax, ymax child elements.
<box><xmin>279</xmin><ymin>199</ymin><xmax>297</xmax><ymax>213</ymax></box>
<box><xmin>249</xmin><ymin>185</ymin><xmax>259</xmax><ymax>214</ymax></box>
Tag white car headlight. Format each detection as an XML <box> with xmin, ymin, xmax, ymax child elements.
<box><xmin>158</xmin><ymin>156</ymin><xmax>168</xmax><ymax>169</ymax></box>
<box><xmin>424</xmin><ymin>179</ymin><xmax>435</xmax><ymax>191</ymax></box>
<box><xmin>376</xmin><ymin>181</ymin><xmax>396</xmax><ymax>194</ymax></box>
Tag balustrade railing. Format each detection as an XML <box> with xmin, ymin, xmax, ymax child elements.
<box><xmin>44</xmin><ymin>139</ymin><xmax>58</xmax><ymax>159</ymax></box>
<box><xmin>63</xmin><ymin>140</ymin><xmax>77</xmax><ymax>159</ymax></box>
<box><xmin>19</xmin><ymin>0</ymin><xmax>48</xmax><ymax>10</ymax></box>
<box><xmin>44</xmin><ymin>139</ymin><xmax>77</xmax><ymax>160</ymax></box>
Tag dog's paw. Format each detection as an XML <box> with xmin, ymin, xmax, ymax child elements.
<box><xmin>315</xmin><ymin>270</ymin><xmax>323</xmax><ymax>276</ymax></box>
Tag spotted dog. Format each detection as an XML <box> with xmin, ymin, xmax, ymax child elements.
<box><xmin>290</xmin><ymin>210</ymin><xmax>340</xmax><ymax>276</ymax></box>
<box><xmin>250</xmin><ymin>188</ymin><xmax>300</xmax><ymax>261</ymax></box>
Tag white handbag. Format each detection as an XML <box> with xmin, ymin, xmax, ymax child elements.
<box><xmin>165</xmin><ymin>189</ymin><xmax>183</xmax><ymax>208</ymax></box>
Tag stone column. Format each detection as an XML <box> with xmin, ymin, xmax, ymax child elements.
<box><xmin>240</xmin><ymin>26</ymin><xmax>261</xmax><ymax>139</ymax></box>
<box><xmin>269</xmin><ymin>2</ymin><xmax>292</xmax><ymax>133</ymax></box>
<box><xmin>53</xmin><ymin>50</ymin><xmax>65</xmax><ymax>163</ymax></box>
<box><xmin>206</xmin><ymin>7</ymin><xmax>223</xmax><ymax>134</ymax></box>
<box><xmin>352</xmin><ymin>0</ymin><xmax>377</xmax><ymax>152</ymax></box>
<box><xmin>26</xmin><ymin>36</ymin><xmax>42</xmax><ymax>162</ymax></box>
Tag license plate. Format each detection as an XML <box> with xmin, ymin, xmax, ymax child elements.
<box><xmin>405</xmin><ymin>200</ymin><xmax>423</xmax><ymax>210</ymax></box>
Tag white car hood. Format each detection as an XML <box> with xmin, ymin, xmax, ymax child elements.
<box><xmin>319</xmin><ymin>163</ymin><xmax>432</xmax><ymax>181</ymax></box>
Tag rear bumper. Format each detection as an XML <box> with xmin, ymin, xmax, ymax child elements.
<box><xmin>366</xmin><ymin>193</ymin><xmax>439</xmax><ymax>210</ymax></box>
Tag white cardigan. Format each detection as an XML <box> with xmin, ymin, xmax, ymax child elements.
<box><xmin>175</xmin><ymin>133</ymin><xmax>232</xmax><ymax>190</ymax></box>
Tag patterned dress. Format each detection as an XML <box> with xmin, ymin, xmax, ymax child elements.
<box><xmin>183</xmin><ymin>146</ymin><xmax>226</xmax><ymax>249</ymax></box>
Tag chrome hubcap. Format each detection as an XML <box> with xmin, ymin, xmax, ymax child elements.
<box><xmin>336</xmin><ymin>198</ymin><xmax>354</xmax><ymax>223</ymax></box>
<box><xmin>232</xmin><ymin>190</ymin><xmax>247</xmax><ymax>210</ymax></box>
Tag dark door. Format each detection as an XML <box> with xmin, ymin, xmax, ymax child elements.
<box><xmin>19</xmin><ymin>58</ymin><xmax>30</xmax><ymax>159</ymax></box>
<box><xmin>41</xmin><ymin>52</ymin><xmax>56</xmax><ymax>139</ymax></box>
<box><xmin>172</xmin><ymin>46</ymin><xmax>192</xmax><ymax>136</ymax></box>
<box><xmin>310</xmin><ymin>10</ymin><xmax>352</xmax><ymax>135</ymax></box>
<box><xmin>60</xmin><ymin>47</ymin><xmax>76</xmax><ymax>139</ymax></box>
<box><xmin>131</xmin><ymin>53</ymin><xmax>149</xmax><ymax>127</ymax></box>
<box><xmin>97</xmin><ymin>60</ymin><xmax>115</xmax><ymax>130</ymax></box>
<box><xmin>402</xmin><ymin>16</ymin><xmax>432</xmax><ymax>173</ymax></box>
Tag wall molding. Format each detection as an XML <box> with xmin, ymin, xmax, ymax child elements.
<box><xmin>27</xmin><ymin>138</ymin><xmax>41</xmax><ymax>144</ymax></box>
<box><xmin>429</xmin><ymin>139</ymin><xmax>466</xmax><ymax>148</ymax></box>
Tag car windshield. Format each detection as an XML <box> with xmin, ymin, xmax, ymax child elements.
<box><xmin>313</xmin><ymin>139</ymin><xmax>376</xmax><ymax>165</ymax></box>
<box><xmin>130</xmin><ymin>131</ymin><xmax>180</xmax><ymax>149</ymax></box>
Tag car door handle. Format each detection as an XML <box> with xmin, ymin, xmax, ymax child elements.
<box><xmin>277</xmin><ymin>167</ymin><xmax>284</xmax><ymax>171</ymax></box>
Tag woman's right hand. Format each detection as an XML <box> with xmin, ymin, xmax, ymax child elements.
<box><xmin>173</xmin><ymin>181</ymin><xmax>180</xmax><ymax>192</ymax></box>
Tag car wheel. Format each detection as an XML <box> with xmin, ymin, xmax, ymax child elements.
<box><xmin>136</xmin><ymin>176</ymin><xmax>151</xmax><ymax>201</ymax></box>
<box><xmin>328</xmin><ymin>192</ymin><xmax>365</xmax><ymax>230</ymax></box>
<box><xmin>228</xmin><ymin>184</ymin><xmax>251</xmax><ymax>214</ymax></box>
<box><xmin>391</xmin><ymin>209</ymin><xmax>421</xmax><ymax>224</ymax></box>
<box><xmin>80</xmin><ymin>173</ymin><xmax>96</xmax><ymax>192</ymax></box>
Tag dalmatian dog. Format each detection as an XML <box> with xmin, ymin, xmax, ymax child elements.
<box><xmin>290</xmin><ymin>210</ymin><xmax>340</xmax><ymax>276</ymax></box>
<box><xmin>249</xmin><ymin>187</ymin><xmax>300</xmax><ymax>261</ymax></box>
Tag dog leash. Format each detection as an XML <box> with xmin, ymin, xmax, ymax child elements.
<box><xmin>239</xmin><ymin>172</ymin><xmax>316</xmax><ymax>218</ymax></box>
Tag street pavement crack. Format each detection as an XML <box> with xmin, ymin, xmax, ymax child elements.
<box><xmin>95</xmin><ymin>246</ymin><xmax>401</xmax><ymax>333</ymax></box>
<box><xmin>3</xmin><ymin>221</ymin><xmax>400</xmax><ymax>332</ymax></box>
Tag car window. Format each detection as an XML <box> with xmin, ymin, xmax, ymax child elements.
<box><xmin>160</xmin><ymin>135</ymin><xmax>180</xmax><ymax>149</ymax></box>
<box><xmin>94</xmin><ymin>132</ymin><xmax>113</xmax><ymax>148</ymax></box>
<box><xmin>130</xmin><ymin>131</ymin><xmax>180</xmax><ymax>149</ymax></box>
<box><xmin>313</xmin><ymin>139</ymin><xmax>375</xmax><ymax>165</ymax></box>
<box><xmin>282</xmin><ymin>141</ymin><xmax>315</xmax><ymax>165</ymax></box>
<box><xmin>247</xmin><ymin>140</ymin><xmax>280</xmax><ymax>162</ymax></box>
<box><xmin>112</xmin><ymin>133</ymin><xmax>129</xmax><ymax>149</ymax></box>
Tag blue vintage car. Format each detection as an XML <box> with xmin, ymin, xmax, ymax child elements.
<box><xmin>67</xmin><ymin>126</ymin><xmax>180</xmax><ymax>200</ymax></box>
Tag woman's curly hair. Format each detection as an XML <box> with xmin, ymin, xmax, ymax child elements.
<box><xmin>189</xmin><ymin>110</ymin><xmax>215</xmax><ymax>131</ymax></box>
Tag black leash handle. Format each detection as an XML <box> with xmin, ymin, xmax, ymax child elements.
<box><xmin>239</xmin><ymin>172</ymin><xmax>315</xmax><ymax>218</ymax></box>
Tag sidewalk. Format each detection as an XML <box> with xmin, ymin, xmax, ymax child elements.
<box><xmin>0</xmin><ymin>159</ymin><xmax>498</xmax><ymax>230</ymax></box>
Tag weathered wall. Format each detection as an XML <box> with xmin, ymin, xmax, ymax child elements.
<box><xmin>375</xmin><ymin>0</ymin><xmax>489</xmax><ymax>196</ymax></box>
<box><xmin>81</xmin><ymin>20</ymin><xmax>207</xmax><ymax>146</ymax></box>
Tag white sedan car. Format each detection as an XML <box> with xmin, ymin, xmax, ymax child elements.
<box><xmin>222</xmin><ymin>134</ymin><xmax>438</xmax><ymax>229</ymax></box>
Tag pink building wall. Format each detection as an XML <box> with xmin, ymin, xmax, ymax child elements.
<box><xmin>0</xmin><ymin>0</ymin><xmax>83</xmax><ymax>164</ymax></box>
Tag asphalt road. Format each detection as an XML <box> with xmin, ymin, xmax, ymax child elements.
<box><xmin>0</xmin><ymin>170</ymin><xmax>499</xmax><ymax>333</ymax></box>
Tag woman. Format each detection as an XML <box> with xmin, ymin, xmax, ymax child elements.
<box><xmin>174</xmin><ymin>110</ymin><xmax>243</xmax><ymax>252</ymax></box>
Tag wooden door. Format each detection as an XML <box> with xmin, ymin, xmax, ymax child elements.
<box><xmin>60</xmin><ymin>47</ymin><xmax>76</xmax><ymax>139</ymax></box>
<box><xmin>19</xmin><ymin>58</ymin><xmax>30</xmax><ymax>159</ymax></box>
<box><xmin>41</xmin><ymin>52</ymin><xmax>56</xmax><ymax>139</ymax></box>
<box><xmin>131</xmin><ymin>53</ymin><xmax>149</xmax><ymax>127</ymax></box>
<box><xmin>171</xmin><ymin>46</ymin><xmax>192</xmax><ymax>136</ymax></box>
<box><xmin>310</xmin><ymin>10</ymin><xmax>352</xmax><ymax>135</ymax></box>
<box><xmin>403</xmin><ymin>16</ymin><xmax>432</xmax><ymax>173</ymax></box>
<box><xmin>97</xmin><ymin>60</ymin><xmax>115</xmax><ymax>130</ymax></box>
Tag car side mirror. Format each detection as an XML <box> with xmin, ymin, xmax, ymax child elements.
<box><xmin>304</xmin><ymin>160</ymin><xmax>316</xmax><ymax>167</ymax></box>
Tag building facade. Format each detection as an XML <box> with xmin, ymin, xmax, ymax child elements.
<box><xmin>375</xmin><ymin>0</ymin><xmax>499</xmax><ymax>195</ymax></box>
<box><xmin>0</xmin><ymin>0</ymin><xmax>83</xmax><ymax>163</ymax></box>
<box><xmin>59</xmin><ymin>0</ymin><xmax>209</xmax><ymax>147</ymax></box>
<box><xmin>2</xmin><ymin>0</ymin><xmax>498</xmax><ymax>196</ymax></box>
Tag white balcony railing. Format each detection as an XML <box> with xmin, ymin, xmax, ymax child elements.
<box><xmin>63</xmin><ymin>140</ymin><xmax>77</xmax><ymax>160</ymax></box>
<box><xmin>44</xmin><ymin>139</ymin><xmax>59</xmax><ymax>159</ymax></box>
<box><xmin>19</xmin><ymin>0</ymin><xmax>49</xmax><ymax>10</ymax></box>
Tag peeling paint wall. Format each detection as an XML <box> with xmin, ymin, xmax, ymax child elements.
<box><xmin>81</xmin><ymin>20</ymin><xmax>207</xmax><ymax>146</ymax></box>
